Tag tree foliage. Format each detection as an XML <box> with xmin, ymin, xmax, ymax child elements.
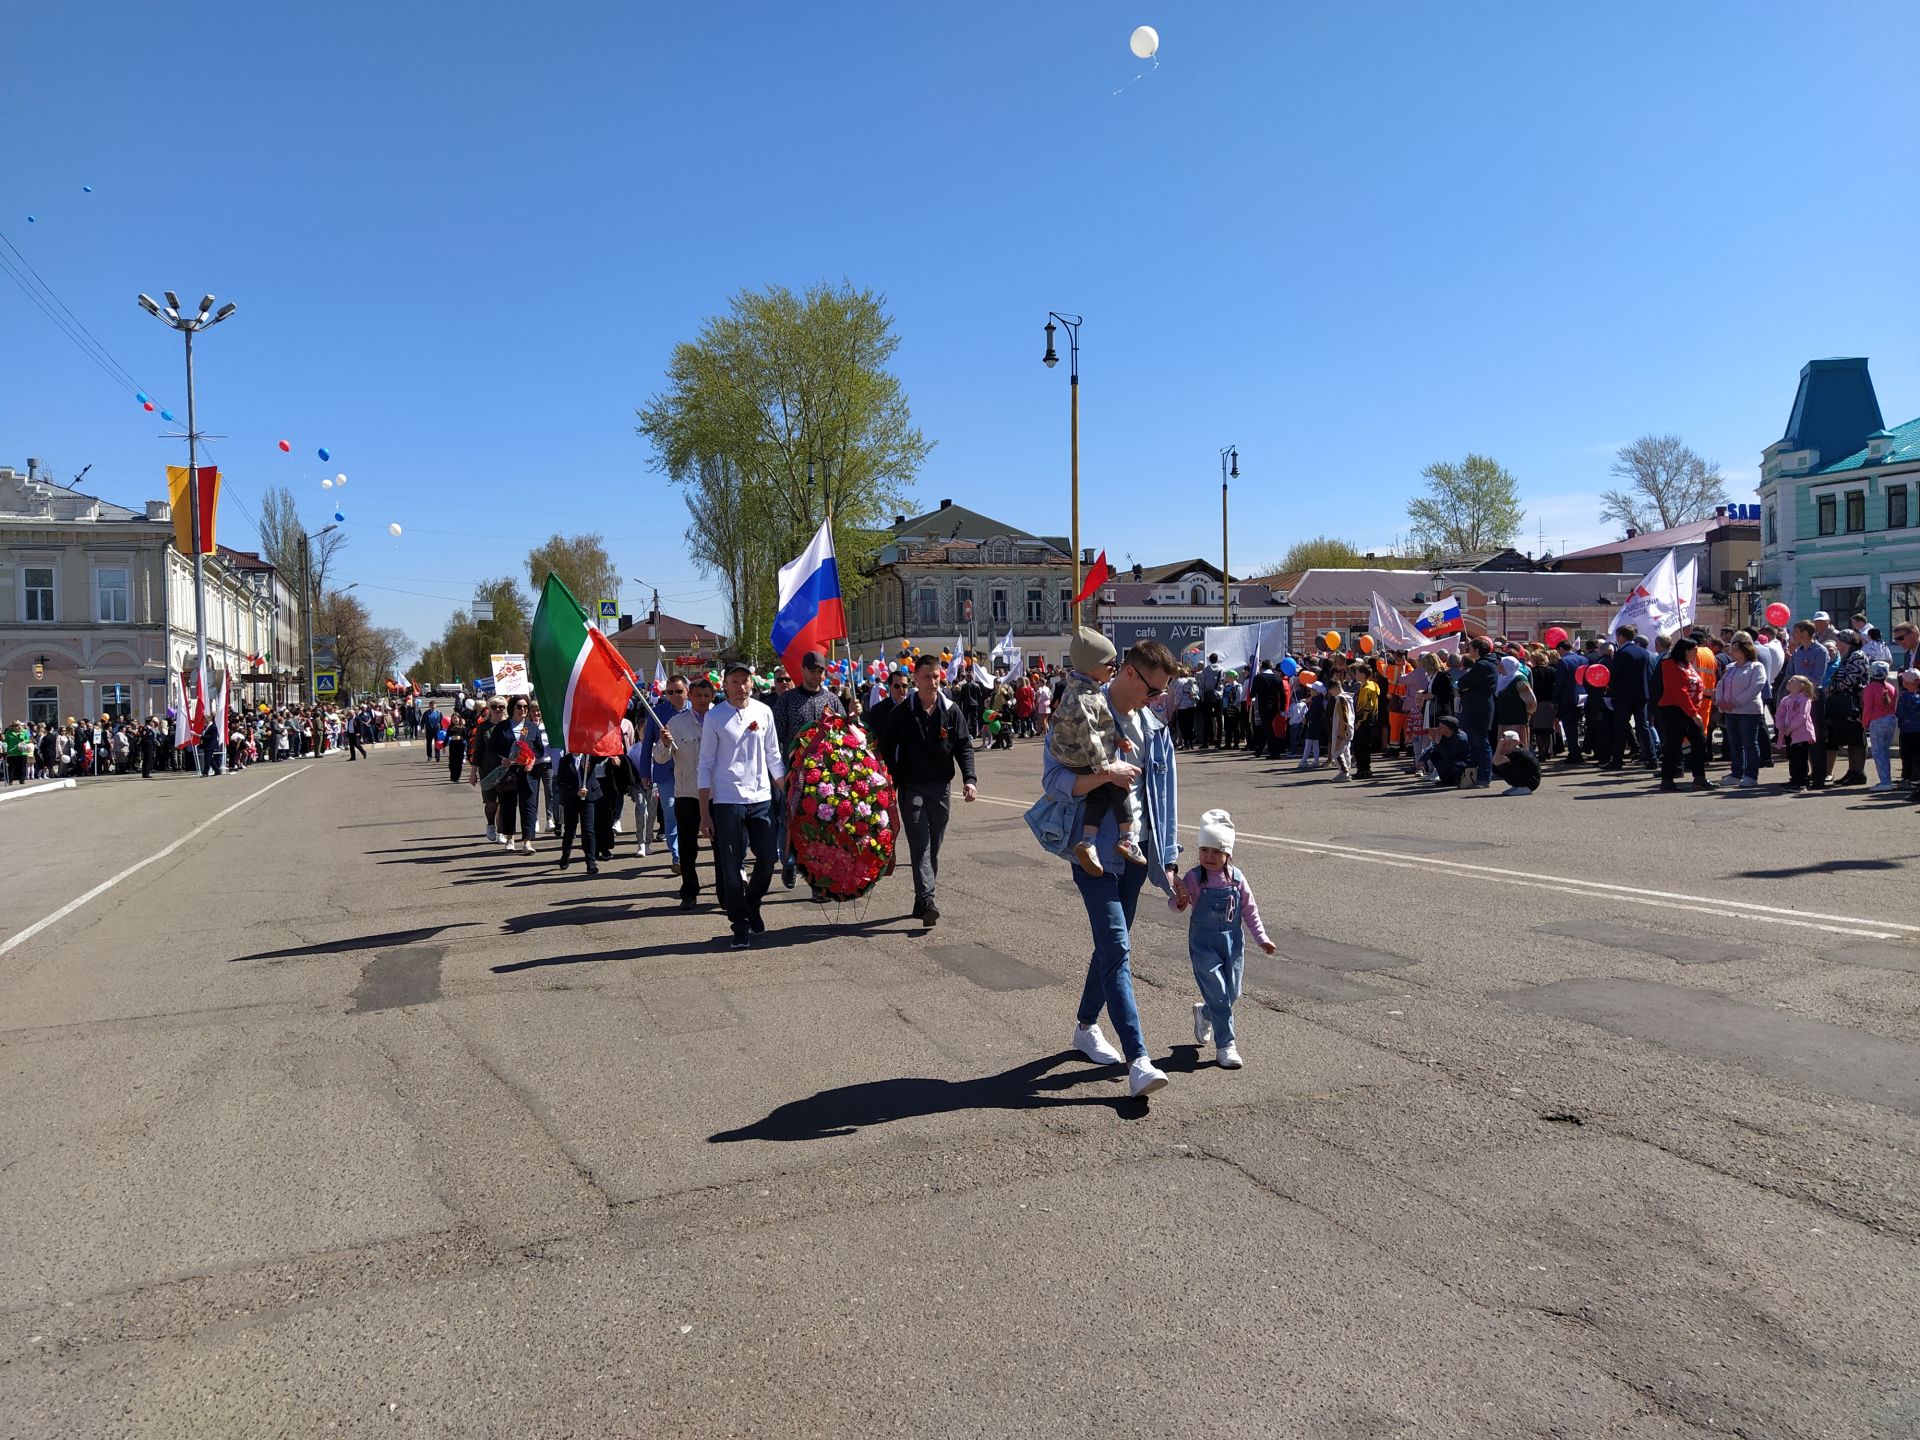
<box><xmin>1601</xmin><ymin>434</ymin><xmax>1728</xmax><ymax>533</ymax></box>
<box><xmin>1268</xmin><ymin>536</ymin><xmax>1367</xmax><ymax>573</ymax></box>
<box><xmin>1407</xmin><ymin>454</ymin><xmax>1525</xmax><ymax>556</ymax></box>
<box><xmin>636</xmin><ymin>281</ymin><xmax>932</xmax><ymax>663</ymax></box>
<box><xmin>527</xmin><ymin>533</ymin><xmax>620</xmax><ymax>610</ymax></box>
<box><xmin>258</xmin><ymin>483</ymin><xmax>348</xmax><ymax>599</ymax></box>
<box><xmin>412</xmin><ymin>577</ymin><xmax>529</xmax><ymax>687</ymax></box>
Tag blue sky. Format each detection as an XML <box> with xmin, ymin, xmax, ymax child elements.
<box><xmin>6</xmin><ymin>1</ymin><xmax>1917</xmax><ymax>657</ymax></box>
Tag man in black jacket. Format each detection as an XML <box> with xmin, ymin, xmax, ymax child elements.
<box><xmin>1455</xmin><ymin>638</ymin><xmax>1499</xmax><ymax>787</ymax></box>
<box><xmin>881</xmin><ymin>653</ymin><xmax>977</xmax><ymax>927</ymax></box>
<box><xmin>1248</xmin><ymin>661</ymin><xmax>1284</xmax><ymax>758</ymax></box>
<box><xmin>1601</xmin><ymin>626</ymin><xmax>1659</xmax><ymax>769</ymax></box>
<box><xmin>864</xmin><ymin>668</ymin><xmax>911</xmax><ymax>743</ymax></box>
<box><xmin>1552</xmin><ymin>641</ymin><xmax>1585</xmax><ymax>762</ymax></box>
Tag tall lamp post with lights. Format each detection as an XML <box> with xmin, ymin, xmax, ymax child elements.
<box><xmin>1219</xmin><ymin>446</ymin><xmax>1239</xmax><ymax>627</ymax></box>
<box><xmin>137</xmin><ymin>291</ymin><xmax>235</xmax><ymax>681</ymax></box>
<box><xmin>1041</xmin><ymin>313</ymin><xmax>1084</xmax><ymax>625</ymax></box>
<box><xmin>301</xmin><ymin>523</ymin><xmax>338</xmax><ymax>703</ymax></box>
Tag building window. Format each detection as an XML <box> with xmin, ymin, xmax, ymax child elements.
<box><xmin>1025</xmin><ymin>588</ymin><xmax>1043</xmax><ymax>623</ymax></box>
<box><xmin>955</xmin><ymin>585</ymin><xmax>974</xmax><ymax>625</ymax></box>
<box><xmin>96</xmin><ymin>566</ymin><xmax>130</xmax><ymax>623</ymax></box>
<box><xmin>23</xmin><ymin>565</ymin><xmax>55</xmax><ymax>622</ymax></box>
<box><xmin>1845</xmin><ymin>491</ymin><xmax>1865</xmax><ymax>532</ymax></box>
<box><xmin>1892</xmin><ymin>582</ymin><xmax>1920</xmax><ymax>636</ymax></box>
<box><xmin>1059</xmin><ymin>588</ymin><xmax>1072</xmax><ymax>623</ymax></box>
<box><xmin>1765</xmin><ymin>505</ymin><xmax>1777</xmax><ymax>544</ymax></box>
<box><xmin>1819</xmin><ymin>587</ymin><xmax>1865</xmax><ymax>623</ymax></box>
<box><xmin>990</xmin><ymin>588</ymin><xmax>1008</xmax><ymax>624</ymax></box>
<box><xmin>1890</xmin><ymin>486</ymin><xmax>1910</xmax><ymax>530</ymax></box>
<box><xmin>985</xmin><ymin>538</ymin><xmax>1009</xmax><ymax>564</ymax></box>
<box><xmin>27</xmin><ymin>686</ymin><xmax>59</xmax><ymax>727</ymax></box>
<box><xmin>100</xmin><ymin>683</ymin><xmax>132</xmax><ymax>718</ymax></box>
<box><xmin>1190</xmin><ymin>585</ymin><xmax>1207</xmax><ymax>605</ymax></box>
<box><xmin>915</xmin><ymin>587</ymin><xmax>938</xmax><ymax>627</ymax></box>
<box><xmin>1817</xmin><ymin>496</ymin><xmax>1836</xmax><ymax>536</ymax></box>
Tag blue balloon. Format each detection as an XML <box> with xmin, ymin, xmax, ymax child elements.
<box><xmin>333</xmin><ymin>510</ymin><xmax>345</xmax><ymax>523</ymax></box>
<box><xmin>1280</xmin><ymin>657</ymin><xmax>1300</xmax><ymax>677</ymax></box>
<box><xmin>25</xmin><ymin>216</ymin><xmax>34</xmax><ymax>223</ymax></box>
<box><xmin>317</xmin><ymin>448</ymin><xmax>330</xmax><ymax>462</ymax></box>
<box><xmin>82</xmin><ymin>185</ymin><xmax>93</xmax><ymax>193</ymax></box>
<box><xmin>135</xmin><ymin>392</ymin><xmax>149</xmax><ymax>404</ymax></box>
<box><xmin>160</xmin><ymin>409</ymin><xmax>175</xmax><ymax>421</ymax></box>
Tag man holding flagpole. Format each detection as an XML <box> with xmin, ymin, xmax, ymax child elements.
<box><xmin>770</xmin><ymin>522</ymin><xmax>848</xmax><ymax>895</ymax></box>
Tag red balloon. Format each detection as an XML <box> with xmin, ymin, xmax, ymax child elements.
<box><xmin>1585</xmin><ymin>662</ymin><xmax>1611</xmax><ymax>688</ymax></box>
<box><xmin>1764</xmin><ymin>602</ymin><xmax>1790</xmax><ymax>627</ymax></box>
<box><xmin>277</xmin><ymin>439</ymin><xmax>291</xmax><ymax>452</ymax></box>
<box><xmin>1543</xmin><ymin>626</ymin><xmax>1569</xmax><ymax>647</ymax></box>
<box><xmin>142</xmin><ymin>402</ymin><xmax>155</xmax><ymax>412</ymax></box>
<box><xmin>1574</xmin><ymin>664</ymin><xmax>1588</xmax><ymax>684</ymax></box>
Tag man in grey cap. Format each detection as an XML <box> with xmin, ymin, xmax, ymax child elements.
<box><xmin>769</xmin><ymin>649</ymin><xmax>845</xmax><ymax>896</ymax></box>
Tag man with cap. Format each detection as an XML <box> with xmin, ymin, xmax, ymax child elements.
<box><xmin>881</xmin><ymin>652</ymin><xmax>977</xmax><ymax>926</ymax></box>
<box><xmin>698</xmin><ymin>660</ymin><xmax>786</xmax><ymax>949</ymax></box>
<box><xmin>769</xmin><ymin>649</ymin><xmax>845</xmax><ymax>896</ymax></box>
<box><xmin>1425</xmin><ymin>715</ymin><xmax>1472</xmax><ymax>786</ymax></box>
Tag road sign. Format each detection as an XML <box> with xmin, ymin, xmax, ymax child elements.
<box><xmin>598</xmin><ymin>598</ymin><xmax>619</xmax><ymax>625</ymax></box>
<box><xmin>314</xmin><ymin>670</ymin><xmax>339</xmax><ymax>695</ymax></box>
<box><xmin>312</xmin><ymin>635</ymin><xmax>338</xmax><ymax>669</ymax></box>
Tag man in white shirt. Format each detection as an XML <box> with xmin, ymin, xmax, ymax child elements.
<box><xmin>663</xmin><ymin>676</ymin><xmax>713</xmax><ymax>911</ymax></box>
<box><xmin>698</xmin><ymin>661</ymin><xmax>787</xmax><ymax>949</ymax></box>
<box><xmin>1754</xmin><ymin>626</ymin><xmax>1787</xmax><ymax>768</ymax></box>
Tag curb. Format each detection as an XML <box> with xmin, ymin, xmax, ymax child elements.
<box><xmin>0</xmin><ymin>778</ymin><xmax>78</xmax><ymax>805</ymax></box>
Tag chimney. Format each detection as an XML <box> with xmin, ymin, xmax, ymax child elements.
<box><xmin>939</xmin><ymin>498</ymin><xmax>952</xmax><ymax>510</ymax></box>
<box><xmin>146</xmin><ymin>500</ymin><xmax>171</xmax><ymax>522</ymax></box>
<box><xmin>1713</xmin><ymin>505</ymin><xmax>1726</xmax><ymax>518</ymax></box>
<box><xmin>1131</xmin><ymin>562</ymin><xmax>1143</xmax><ymax>581</ymax></box>
<box><xmin>1625</xmin><ymin>527</ymin><xmax>1638</xmax><ymax>539</ymax></box>
<box><xmin>894</xmin><ymin>515</ymin><xmax>906</xmax><ymax>527</ymax></box>
<box><xmin>26</xmin><ymin>457</ymin><xmax>40</xmax><ymax>480</ymax></box>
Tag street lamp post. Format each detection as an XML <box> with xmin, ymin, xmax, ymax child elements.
<box><xmin>1495</xmin><ymin>587</ymin><xmax>1512</xmax><ymax>639</ymax></box>
<box><xmin>1219</xmin><ymin>446</ymin><xmax>1239</xmax><ymax>628</ymax></box>
<box><xmin>138</xmin><ymin>291</ymin><xmax>235</xmax><ymax>681</ymax></box>
<box><xmin>631</xmin><ymin>576</ymin><xmax>664</xmax><ymax>677</ymax></box>
<box><xmin>1041</xmin><ymin>312</ymin><xmax>1083</xmax><ymax>626</ymax></box>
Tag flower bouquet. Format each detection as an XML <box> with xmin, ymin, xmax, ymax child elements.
<box><xmin>787</xmin><ymin>713</ymin><xmax>896</xmax><ymax>901</ymax></box>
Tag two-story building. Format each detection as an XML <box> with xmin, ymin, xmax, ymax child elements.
<box><xmin>1094</xmin><ymin>559</ymin><xmax>1290</xmax><ymax>656</ymax></box>
<box><xmin>0</xmin><ymin>462</ymin><xmax>280</xmax><ymax>726</ymax></box>
<box><xmin>1756</xmin><ymin>357</ymin><xmax>1920</xmax><ymax>635</ymax></box>
<box><xmin>845</xmin><ymin>500</ymin><xmax>1080</xmax><ymax>667</ymax></box>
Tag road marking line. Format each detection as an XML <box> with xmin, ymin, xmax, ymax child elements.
<box><xmin>970</xmin><ymin>793</ymin><xmax>1911</xmax><ymax>941</ymax></box>
<box><xmin>0</xmin><ymin>769</ymin><xmax>308</xmax><ymax>958</ymax></box>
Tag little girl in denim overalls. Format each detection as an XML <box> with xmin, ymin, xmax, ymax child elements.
<box><xmin>1169</xmin><ymin>808</ymin><xmax>1276</xmax><ymax>1069</ymax></box>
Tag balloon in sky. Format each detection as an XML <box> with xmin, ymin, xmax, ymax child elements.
<box><xmin>317</xmin><ymin>448</ymin><xmax>330</xmax><ymax>462</ymax></box>
<box><xmin>277</xmin><ymin>440</ymin><xmax>291</xmax><ymax>452</ymax></box>
<box><xmin>25</xmin><ymin>216</ymin><xmax>34</xmax><ymax>223</ymax></box>
<box><xmin>82</xmin><ymin>185</ymin><xmax>93</xmax><ymax>193</ymax></box>
<box><xmin>388</xmin><ymin>522</ymin><xmax>403</xmax><ymax>537</ymax></box>
<box><xmin>1129</xmin><ymin>25</ymin><xmax>1159</xmax><ymax>58</ymax></box>
<box><xmin>160</xmin><ymin>409</ymin><xmax>175</xmax><ymax>422</ymax></box>
<box><xmin>135</xmin><ymin>392</ymin><xmax>149</xmax><ymax>404</ymax></box>
<box><xmin>321</xmin><ymin>479</ymin><xmax>333</xmax><ymax>489</ymax></box>
<box><xmin>142</xmin><ymin>402</ymin><xmax>154</xmax><ymax>412</ymax></box>
<box><xmin>333</xmin><ymin>510</ymin><xmax>345</xmax><ymax>523</ymax></box>
<box><xmin>334</xmin><ymin>473</ymin><xmax>346</xmax><ymax>485</ymax></box>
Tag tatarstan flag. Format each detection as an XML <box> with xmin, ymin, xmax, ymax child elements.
<box><xmin>529</xmin><ymin>573</ymin><xmax>637</xmax><ymax>756</ymax></box>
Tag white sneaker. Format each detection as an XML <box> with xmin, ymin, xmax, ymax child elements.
<box><xmin>1071</xmin><ymin>1023</ymin><xmax>1125</xmax><ymax>1066</ymax></box>
<box><xmin>485</xmin><ymin>825</ymin><xmax>498</xmax><ymax>843</ymax></box>
<box><xmin>499</xmin><ymin>833</ymin><xmax>514</xmax><ymax>847</ymax></box>
<box><xmin>521</xmin><ymin>840</ymin><xmax>536</xmax><ymax>854</ymax></box>
<box><xmin>1193</xmin><ymin>1002</ymin><xmax>1209</xmax><ymax>1046</ymax></box>
<box><xmin>1128</xmin><ymin>1058</ymin><xmax>1169</xmax><ymax>1098</ymax></box>
<box><xmin>612</xmin><ymin>819</ymin><xmax>623</xmax><ymax>834</ymax></box>
<box><xmin>1216</xmin><ymin>1043</ymin><xmax>1243</xmax><ymax>1069</ymax></box>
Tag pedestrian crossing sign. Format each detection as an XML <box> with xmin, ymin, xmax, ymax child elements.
<box><xmin>598</xmin><ymin>598</ymin><xmax>618</xmax><ymax>623</ymax></box>
<box><xmin>315</xmin><ymin>670</ymin><xmax>339</xmax><ymax>695</ymax></box>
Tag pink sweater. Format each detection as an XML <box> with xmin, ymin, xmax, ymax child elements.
<box><xmin>1776</xmin><ymin>691</ymin><xmax>1816</xmax><ymax>744</ymax></box>
<box><xmin>1170</xmin><ymin>865</ymin><xmax>1272</xmax><ymax>946</ymax></box>
<box><xmin>1862</xmin><ymin>680</ymin><xmax>1898</xmax><ymax>726</ymax></box>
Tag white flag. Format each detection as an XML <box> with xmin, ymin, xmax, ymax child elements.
<box><xmin>1606</xmin><ymin>550</ymin><xmax>1683</xmax><ymax>640</ymax></box>
<box><xmin>216</xmin><ymin>671</ymin><xmax>230</xmax><ymax>745</ymax></box>
<box><xmin>653</xmin><ymin>658</ymin><xmax>667</xmax><ymax>692</ymax></box>
<box><xmin>1675</xmin><ymin>559</ymin><xmax>1698</xmax><ymax>632</ymax></box>
<box><xmin>948</xmin><ymin>636</ymin><xmax>965</xmax><ymax>684</ymax></box>
<box><xmin>1370</xmin><ymin>591</ymin><xmax>1459</xmax><ymax>655</ymax></box>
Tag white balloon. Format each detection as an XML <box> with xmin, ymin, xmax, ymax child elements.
<box><xmin>387</xmin><ymin>522</ymin><xmax>403</xmax><ymax>537</ymax></box>
<box><xmin>321</xmin><ymin>479</ymin><xmax>333</xmax><ymax>489</ymax></box>
<box><xmin>336</xmin><ymin>473</ymin><xmax>347</xmax><ymax>485</ymax></box>
<box><xmin>1129</xmin><ymin>24</ymin><xmax>1158</xmax><ymax>59</ymax></box>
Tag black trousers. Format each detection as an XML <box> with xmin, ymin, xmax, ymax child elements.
<box><xmin>559</xmin><ymin>794</ymin><xmax>598</xmax><ymax>870</ymax></box>
<box><xmin>346</xmin><ymin>732</ymin><xmax>368</xmax><ymax>760</ymax></box>
<box><xmin>1656</xmin><ymin>707</ymin><xmax>1707</xmax><ymax>785</ymax></box>
<box><xmin>1353</xmin><ymin>722</ymin><xmax>1374</xmax><ymax>777</ymax></box>
<box><xmin>447</xmin><ymin>740</ymin><xmax>465</xmax><ymax>782</ymax></box>
<box><xmin>674</xmin><ymin>795</ymin><xmax>704</xmax><ymax>900</ymax></box>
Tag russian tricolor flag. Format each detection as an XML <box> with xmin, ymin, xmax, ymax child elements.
<box><xmin>1415</xmin><ymin>594</ymin><xmax>1463</xmax><ymax>638</ymax></box>
<box><xmin>772</xmin><ymin>520</ymin><xmax>847</xmax><ymax>680</ymax></box>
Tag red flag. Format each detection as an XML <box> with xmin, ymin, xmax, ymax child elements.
<box><xmin>1072</xmin><ymin>549</ymin><xmax>1114</xmax><ymax>606</ymax></box>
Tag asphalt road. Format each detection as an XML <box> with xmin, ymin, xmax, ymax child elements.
<box><xmin>2</xmin><ymin>737</ymin><xmax>1917</xmax><ymax>1438</ymax></box>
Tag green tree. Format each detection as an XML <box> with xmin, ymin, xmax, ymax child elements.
<box><xmin>1407</xmin><ymin>454</ymin><xmax>1524</xmax><ymax>556</ymax></box>
<box><xmin>636</xmin><ymin>281</ymin><xmax>932</xmax><ymax>663</ymax></box>
<box><xmin>1601</xmin><ymin>434</ymin><xmax>1728</xmax><ymax>533</ymax></box>
<box><xmin>1268</xmin><ymin>536</ymin><xmax>1368</xmax><ymax>573</ymax></box>
<box><xmin>526</xmin><ymin>533</ymin><xmax>620</xmax><ymax>611</ymax></box>
<box><xmin>258</xmin><ymin>483</ymin><xmax>347</xmax><ymax>600</ymax></box>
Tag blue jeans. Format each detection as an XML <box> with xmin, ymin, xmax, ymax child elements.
<box><xmin>710</xmin><ymin>800</ymin><xmax>775</xmax><ymax>935</ymax></box>
<box><xmin>654</xmin><ymin>773</ymin><xmax>679</xmax><ymax>861</ymax></box>
<box><xmin>1869</xmin><ymin>715</ymin><xmax>1897</xmax><ymax>785</ymax></box>
<box><xmin>1189</xmin><ymin>880</ymin><xmax>1244</xmax><ymax>1047</ymax></box>
<box><xmin>1724</xmin><ymin>713</ymin><xmax>1761</xmax><ymax>782</ymax></box>
<box><xmin>1071</xmin><ymin>863</ymin><xmax>1149</xmax><ymax>1062</ymax></box>
<box><xmin>1464</xmin><ymin>723</ymin><xmax>1493</xmax><ymax>786</ymax></box>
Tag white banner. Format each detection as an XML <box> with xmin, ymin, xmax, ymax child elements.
<box><xmin>1202</xmin><ymin>620</ymin><xmax>1289</xmax><ymax>673</ymax></box>
<box><xmin>1605</xmin><ymin>550</ymin><xmax>1683</xmax><ymax>640</ymax></box>
<box><xmin>490</xmin><ymin>652</ymin><xmax>533</xmax><ymax>696</ymax></box>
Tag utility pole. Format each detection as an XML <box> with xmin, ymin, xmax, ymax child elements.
<box><xmin>1220</xmin><ymin>446</ymin><xmax>1239</xmax><ymax>628</ymax></box>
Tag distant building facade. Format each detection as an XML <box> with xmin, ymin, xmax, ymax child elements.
<box><xmin>0</xmin><ymin>462</ymin><xmax>280</xmax><ymax>725</ymax></box>
<box><xmin>1554</xmin><ymin>510</ymin><xmax>1761</xmax><ymax>604</ymax></box>
<box><xmin>1245</xmin><ymin>567</ymin><xmax>1650</xmax><ymax>647</ymax></box>
<box><xmin>1755</xmin><ymin>357</ymin><xmax>1920</xmax><ymax>636</ymax></box>
<box><xmin>1094</xmin><ymin>558</ymin><xmax>1290</xmax><ymax>658</ymax></box>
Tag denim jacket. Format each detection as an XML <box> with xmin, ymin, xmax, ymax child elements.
<box><xmin>1041</xmin><ymin>684</ymin><xmax>1180</xmax><ymax>894</ymax></box>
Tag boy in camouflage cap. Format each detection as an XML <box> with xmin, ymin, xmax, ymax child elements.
<box><xmin>1049</xmin><ymin>627</ymin><xmax>1147</xmax><ymax>875</ymax></box>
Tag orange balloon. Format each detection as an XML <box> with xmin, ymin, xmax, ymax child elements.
<box><xmin>1322</xmin><ymin>630</ymin><xmax>1342</xmax><ymax>650</ymax></box>
<box><xmin>1357</xmin><ymin>634</ymin><xmax>1375</xmax><ymax>654</ymax></box>
<box><xmin>1299</xmin><ymin>670</ymin><xmax>1317</xmax><ymax>685</ymax></box>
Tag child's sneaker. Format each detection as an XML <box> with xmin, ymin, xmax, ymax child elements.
<box><xmin>1071</xmin><ymin>840</ymin><xmax>1104</xmax><ymax>876</ymax></box>
<box><xmin>1216</xmin><ymin>1043</ymin><xmax>1243</xmax><ymax>1069</ymax></box>
<box><xmin>1193</xmin><ymin>1001</ymin><xmax>1209</xmax><ymax>1046</ymax></box>
<box><xmin>1115</xmin><ymin>835</ymin><xmax>1148</xmax><ymax>866</ymax></box>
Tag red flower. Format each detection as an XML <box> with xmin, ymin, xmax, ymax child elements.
<box><xmin>748</xmin><ymin>720</ymin><xmax>760</xmax><ymax>731</ymax></box>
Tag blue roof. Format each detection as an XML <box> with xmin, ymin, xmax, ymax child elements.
<box><xmin>1781</xmin><ymin>358</ymin><xmax>1884</xmax><ymax>462</ymax></box>
<box><xmin>1810</xmin><ymin>414</ymin><xmax>1920</xmax><ymax>475</ymax></box>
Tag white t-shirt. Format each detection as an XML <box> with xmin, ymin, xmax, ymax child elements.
<box><xmin>1756</xmin><ymin>637</ymin><xmax>1786</xmax><ymax>685</ymax></box>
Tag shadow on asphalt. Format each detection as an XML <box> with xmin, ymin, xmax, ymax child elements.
<box><xmin>705</xmin><ymin>1048</ymin><xmax>1220</xmax><ymax>1141</ymax></box>
<box><xmin>1739</xmin><ymin>856</ymin><xmax>1918</xmax><ymax>879</ymax></box>
<box><xmin>232</xmin><ymin>922</ymin><xmax>480</xmax><ymax>962</ymax></box>
<box><xmin>488</xmin><ymin>916</ymin><xmax>906</xmax><ymax>975</ymax></box>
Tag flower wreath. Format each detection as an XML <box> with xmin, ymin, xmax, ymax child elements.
<box><xmin>787</xmin><ymin>712</ymin><xmax>896</xmax><ymax>901</ymax></box>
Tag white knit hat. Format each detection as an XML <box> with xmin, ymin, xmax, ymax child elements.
<box><xmin>1196</xmin><ymin>808</ymin><xmax>1235</xmax><ymax>853</ymax></box>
